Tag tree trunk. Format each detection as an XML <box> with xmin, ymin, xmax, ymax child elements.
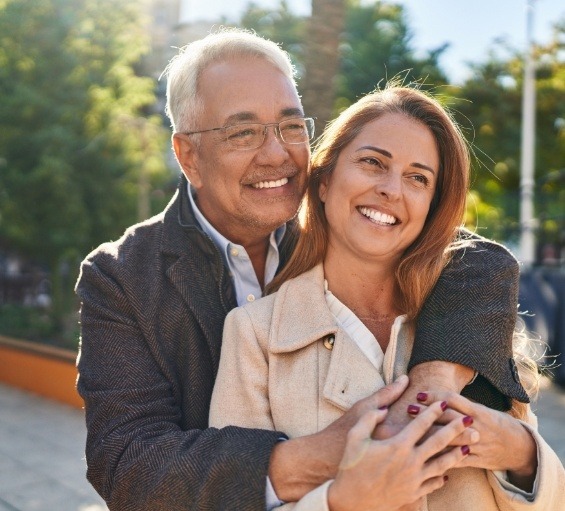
<box><xmin>302</xmin><ymin>0</ymin><xmax>345</xmax><ymax>131</ymax></box>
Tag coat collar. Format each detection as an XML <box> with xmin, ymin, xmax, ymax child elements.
<box><xmin>269</xmin><ymin>264</ymin><xmax>338</xmax><ymax>354</ymax></box>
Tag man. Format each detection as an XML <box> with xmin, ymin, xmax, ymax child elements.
<box><xmin>76</xmin><ymin>28</ymin><xmax>528</xmax><ymax>510</ymax></box>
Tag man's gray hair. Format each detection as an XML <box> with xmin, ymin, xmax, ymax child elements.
<box><xmin>164</xmin><ymin>27</ymin><xmax>297</xmax><ymax>134</ymax></box>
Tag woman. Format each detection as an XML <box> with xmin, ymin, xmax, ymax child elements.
<box><xmin>209</xmin><ymin>86</ymin><xmax>565</xmax><ymax>510</ymax></box>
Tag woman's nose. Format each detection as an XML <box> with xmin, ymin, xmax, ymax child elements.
<box><xmin>376</xmin><ymin>173</ymin><xmax>402</xmax><ymax>201</ymax></box>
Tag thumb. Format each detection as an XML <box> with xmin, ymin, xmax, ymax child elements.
<box><xmin>372</xmin><ymin>374</ymin><xmax>409</xmax><ymax>409</ymax></box>
<box><xmin>349</xmin><ymin>408</ymin><xmax>389</xmax><ymax>442</ymax></box>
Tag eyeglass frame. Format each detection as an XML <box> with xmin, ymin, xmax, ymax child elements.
<box><xmin>182</xmin><ymin>117</ymin><xmax>315</xmax><ymax>151</ymax></box>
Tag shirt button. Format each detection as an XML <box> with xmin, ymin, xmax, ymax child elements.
<box><xmin>246</xmin><ymin>294</ymin><xmax>255</xmax><ymax>302</ymax></box>
<box><xmin>230</xmin><ymin>247</ymin><xmax>239</xmax><ymax>257</ymax></box>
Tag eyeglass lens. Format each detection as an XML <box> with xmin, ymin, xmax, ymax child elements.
<box><xmin>225</xmin><ymin>118</ymin><xmax>314</xmax><ymax>149</ymax></box>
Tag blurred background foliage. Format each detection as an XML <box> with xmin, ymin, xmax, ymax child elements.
<box><xmin>0</xmin><ymin>0</ymin><xmax>563</xmax><ymax>348</ymax></box>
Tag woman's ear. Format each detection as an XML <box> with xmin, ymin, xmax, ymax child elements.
<box><xmin>318</xmin><ymin>173</ymin><xmax>330</xmax><ymax>203</ymax></box>
<box><xmin>172</xmin><ymin>133</ymin><xmax>202</xmax><ymax>188</ymax></box>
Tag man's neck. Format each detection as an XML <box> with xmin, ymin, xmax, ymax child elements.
<box><xmin>243</xmin><ymin>237</ymin><xmax>270</xmax><ymax>289</ymax></box>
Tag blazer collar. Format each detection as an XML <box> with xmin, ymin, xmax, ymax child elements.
<box><xmin>269</xmin><ymin>264</ymin><xmax>338</xmax><ymax>354</ymax></box>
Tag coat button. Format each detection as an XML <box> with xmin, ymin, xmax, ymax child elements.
<box><xmin>509</xmin><ymin>358</ymin><xmax>521</xmax><ymax>383</ymax></box>
<box><xmin>323</xmin><ymin>335</ymin><xmax>335</xmax><ymax>350</ymax></box>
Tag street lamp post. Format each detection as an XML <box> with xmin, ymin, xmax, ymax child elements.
<box><xmin>519</xmin><ymin>0</ymin><xmax>537</xmax><ymax>267</ymax></box>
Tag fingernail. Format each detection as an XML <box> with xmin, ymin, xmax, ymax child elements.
<box><xmin>407</xmin><ymin>404</ymin><xmax>420</xmax><ymax>415</ymax></box>
<box><xmin>395</xmin><ymin>374</ymin><xmax>409</xmax><ymax>384</ymax></box>
<box><xmin>443</xmin><ymin>475</ymin><xmax>449</xmax><ymax>482</ymax></box>
<box><xmin>470</xmin><ymin>431</ymin><xmax>480</xmax><ymax>443</ymax></box>
<box><xmin>378</xmin><ymin>405</ymin><xmax>388</xmax><ymax>410</ymax></box>
<box><xmin>461</xmin><ymin>445</ymin><xmax>470</xmax><ymax>456</ymax></box>
<box><xmin>440</xmin><ymin>401</ymin><xmax>448</xmax><ymax>411</ymax></box>
<box><xmin>416</xmin><ymin>392</ymin><xmax>428</xmax><ymax>402</ymax></box>
<box><xmin>462</xmin><ymin>416</ymin><xmax>474</xmax><ymax>427</ymax></box>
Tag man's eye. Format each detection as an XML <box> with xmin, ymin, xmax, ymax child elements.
<box><xmin>228</xmin><ymin>126</ymin><xmax>258</xmax><ymax>139</ymax></box>
<box><xmin>282</xmin><ymin>122</ymin><xmax>305</xmax><ymax>133</ymax></box>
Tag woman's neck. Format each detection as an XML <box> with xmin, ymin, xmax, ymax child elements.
<box><xmin>323</xmin><ymin>249</ymin><xmax>402</xmax><ymax>349</ymax></box>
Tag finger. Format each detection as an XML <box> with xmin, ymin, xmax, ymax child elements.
<box><xmin>427</xmin><ymin>407</ymin><xmax>465</xmax><ymax>424</ymax></box>
<box><xmin>446</xmin><ymin>427</ymin><xmax>480</xmax><ymax>447</ymax></box>
<box><xmin>418</xmin><ymin>415</ymin><xmax>474</xmax><ymax>463</ymax></box>
<box><xmin>417</xmin><ymin>474</ymin><xmax>449</xmax><ymax>499</ymax></box>
<box><xmin>416</xmin><ymin>390</ymin><xmax>477</xmax><ymax>417</ymax></box>
<box><xmin>348</xmin><ymin>408</ymin><xmax>388</xmax><ymax>444</ymax></box>
<box><xmin>424</xmin><ymin>443</ymin><xmax>471</xmax><ymax>479</ymax></box>
<box><xmin>363</xmin><ymin>374</ymin><xmax>409</xmax><ymax>412</ymax></box>
<box><xmin>397</xmin><ymin>401</ymin><xmax>448</xmax><ymax>445</ymax></box>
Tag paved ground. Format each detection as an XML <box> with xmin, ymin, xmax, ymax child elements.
<box><xmin>1</xmin><ymin>379</ymin><xmax>564</xmax><ymax>511</ymax></box>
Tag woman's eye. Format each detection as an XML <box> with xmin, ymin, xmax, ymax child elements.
<box><xmin>360</xmin><ymin>157</ymin><xmax>382</xmax><ymax>167</ymax></box>
<box><xmin>410</xmin><ymin>174</ymin><xmax>429</xmax><ymax>185</ymax></box>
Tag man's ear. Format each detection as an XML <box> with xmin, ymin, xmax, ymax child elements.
<box><xmin>172</xmin><ymin>133</ymin><xmax>202</xmax><ymax>188</ymax></box>
<box><xmin>318</xmin><ymin>173</ymin><xmax>330</xmax><ymax>203</ymax></box>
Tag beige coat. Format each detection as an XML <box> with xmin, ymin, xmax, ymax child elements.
<box><xmin>210</xmin><ymin>264</ymin><xmax>565</xmax><ymax>511</ymax></box>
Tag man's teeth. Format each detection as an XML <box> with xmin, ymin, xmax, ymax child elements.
<box><xmin>252</xmin><ymin>177</ymin><xmax>289</xmax><ymax>189</ymax></box>
<box><xmin>359</xmin><ymin>207</ymin><xmax>397</xmax><ymax>225</ymax></box>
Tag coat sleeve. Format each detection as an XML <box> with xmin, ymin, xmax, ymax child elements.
<box><xmin>210</xmin><ymin>308</ymin><xmax>334</xmax><ymax>511</ymax></box>
<box><xmin>486</xmin><ymin>411</ymin><xmax>565</xmax><ymax>510</ymax></box>
<box><xmin>409</xmin><ymin>232</ymin><xmax>530</xmax><ymax>411</ymax></box>
<box><xmin>76</xmin><ymin>257</ymin><xmax>281</xmax><ymax>511</ymax></box>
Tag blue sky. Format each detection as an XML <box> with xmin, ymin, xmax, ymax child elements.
<box><xmin>181</xmin><ymin>0</ymin><xmax>564</xmax><ymax>83</ymax></box>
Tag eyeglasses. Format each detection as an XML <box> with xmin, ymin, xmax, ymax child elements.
<box><xmin>183</xmin><ymin>117</ymin><xmax>315</xmax><ymax>151</ymax></box>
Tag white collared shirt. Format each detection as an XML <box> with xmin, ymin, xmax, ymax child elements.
<box><xmin>188</xmin><ymin>184</ymin><xmax>285</xmax><ymax>305</ymax></box>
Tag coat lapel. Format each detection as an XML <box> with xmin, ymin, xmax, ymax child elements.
<box><xmin>269</xmin><ymin>264</ymin><xmax>384</xmax><ymax>412</ymax></box>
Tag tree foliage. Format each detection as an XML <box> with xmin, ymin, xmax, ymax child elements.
<box><xmin>452</xmin><ymin>20</ymin><xmax>565</xmax><ymax>247</ymax></box>
<box><xmin>0</xmin><ymin>0</ymin><xmax>170</xmax><ymax>321</ymax></box>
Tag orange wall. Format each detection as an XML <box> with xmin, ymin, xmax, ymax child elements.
<box><xmin>0</xmin><ymin>336</ymin><xmax>83</xmax><ymax>409</ymax></box>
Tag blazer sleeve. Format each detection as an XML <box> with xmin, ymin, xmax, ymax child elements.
<box><xmin>409</xmin><ymin>232</ymin><xmax>529</xmax><ymax>411</ymax></box>
<box><xmin>76</xmin><ymin>258</ymin><xmax>281</xmax><ymax>511</ymax></box>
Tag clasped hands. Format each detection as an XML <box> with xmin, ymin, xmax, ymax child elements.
<box><xmin>269</xmin><ymin>373</ymin><xmax>537</xmax><ymax>511</ymax></box>
<box><xmin>328</xmin><ymin>377</ymin><xmax>538</xmax><ymax>511</ymax></box>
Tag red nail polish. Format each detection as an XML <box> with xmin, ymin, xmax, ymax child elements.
<box><xmin>461</xmin><ymin>445</ymin><xmax>470</xmax><ymax>456</ymax></box>
<box><xmin>416</xmin><ymin>392</ymin><xmax>428</xmax><ymax>402</ymax></box>
<box><xmin>407</xmin><ymin>404</ymin><xmax>420</xmax><ymax>415</ymax></box>
<box><xmin>378</xmin><ymin>405</ymin><xmax>388</xmax><ymax>410</ymax></box>
<box><xmin>462</xmin><ymin>416</ymin><xmax>474</xmax><ymax>426</ymax></box>
<box><xmin>443</xmin><ymin>475</ymin><xmax>449</xmax><ymax>482</ymax></box>
<box><xmin>440</xmin><ymin>401</ymin><xmax>448</xmax><ymax>411</ymax></box>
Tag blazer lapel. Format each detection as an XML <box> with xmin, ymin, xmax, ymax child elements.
<box><xmin>161</xmin><ymin>182</ymin><xmax>237</xmax><ymax>368</ymax></box>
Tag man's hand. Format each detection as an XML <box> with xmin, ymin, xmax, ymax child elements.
<box><xmin>373</xmin><ymin>361</ymin><xmax>476</xmax><ymax>443</ymax></box>
<box><xmin>268</xmin><ymin>375</ymin><xmax>410</xmax><ymax>502</ymax></box>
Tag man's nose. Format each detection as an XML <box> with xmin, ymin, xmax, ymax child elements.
<box><xmin>255</xmin><ymin>126</ymin><xmax>289</xmax><ymax>164</ymax></box>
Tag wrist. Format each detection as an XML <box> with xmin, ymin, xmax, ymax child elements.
<box><xmin>507</xmin><ymin>425</ymin><xmax>537</xmax><ymax>477</ymax></box>
<box><xmin>269</xmin><ymin>433</ymin><xmax>335</xmax><ymax>502</ymax></box>
<box><xmin>409</xmin><ymin>361</ymin><xmax>475</xmax><ymax>393</ymax></box>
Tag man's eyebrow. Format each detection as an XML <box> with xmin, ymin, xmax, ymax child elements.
<box><xmin>223</xmin><ymin>108</ymin><xmax>305</xmax><ymax>126</ymax></box>
<box><xmin>357</xmin><ymin>145</ymin><xmax>436</xmax><ymax>175</ymax></box>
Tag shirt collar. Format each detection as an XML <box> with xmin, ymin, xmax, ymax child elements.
<box><xmin>187</xmin><ymin>182</ymin><xmax>286</xmax><ymax>265</ymax></box>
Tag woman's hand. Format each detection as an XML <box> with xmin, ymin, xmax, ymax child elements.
<box><xmin>327</xmin><ymin>401</ymin><xmax>473</xmax><ymax>511</ymax></box>
<box><xmin>414</xmin><ymin>390</ymin><xmax>538</xmax><ymax>491</ymax></box>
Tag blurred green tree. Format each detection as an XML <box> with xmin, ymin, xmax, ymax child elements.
<box><xmin>451</xmin><ymin>19</ymin><xmax>565</xmax><ymax>248</ymax></box>
<box><xmin>240</xmin><ymin>0</ymin><xmax>448</xmax><ymax>123</ymax></box>
<box><xmin>0</xmin><ymin>0</ymin><xmax>170</xmax><ymax>333</ymax></box>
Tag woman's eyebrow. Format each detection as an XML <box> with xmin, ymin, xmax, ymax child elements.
<box><xmin>356</xmin><ymin>145</ymin><xmax>436</xmax><ymax>175</ymax></box>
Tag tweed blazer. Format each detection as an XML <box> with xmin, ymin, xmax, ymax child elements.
<box><xmin>76</xmin><ymin>178</ymin><xmax>298</xmax><ymax>511</ymax></box>
<box><xmin>210</xmin><ymin>264</ymin><xmax>565</xmax><ymax>511</ymax></box>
